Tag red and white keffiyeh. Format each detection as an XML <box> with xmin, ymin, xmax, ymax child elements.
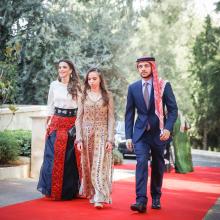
<box><xmin>147</xmin><ymin>61</ymin><xmax>167</xmax><ymax>133</ymax></box>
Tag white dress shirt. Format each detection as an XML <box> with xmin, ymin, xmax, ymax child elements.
<box><xmin>47</xmin><ymin>80</ymin><xmax>78</xmax><ymax>116</ymax></box>
<box><xmin>142</xmin><ymin>77</ymin><xmax>153</xmax><ymax>98</ymax></box>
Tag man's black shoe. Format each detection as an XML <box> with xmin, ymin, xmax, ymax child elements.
<box><xmin>130</xmin><ymin>203</ymin><xmax>146</xmax><ymax>213</ymax></box>
<box><xmin>151</xmin><ymin>198</ymin><xmax>161</xmax><ymax>209</ymax></box>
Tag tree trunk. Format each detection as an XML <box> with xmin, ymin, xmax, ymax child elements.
<box><xmin>202</xmin><ymin>125</ymin><xmax>208</xmax><ymax>150</ymax></box>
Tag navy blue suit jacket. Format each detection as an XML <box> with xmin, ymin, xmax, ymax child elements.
<box><xmin>125</xmin><ymin>80</ymin><xmax>178</xmax><ymax>146</ymax></box>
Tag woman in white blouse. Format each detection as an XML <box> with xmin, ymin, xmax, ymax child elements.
<box><xmin>37</xmin><ymin>59</ymin><xmax>81</xmax><ymax>200</ymax></box>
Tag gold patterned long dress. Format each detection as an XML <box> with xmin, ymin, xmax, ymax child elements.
<box><xmin>75</xmin><ymin>91</ymin><xmax>115</xmax><ymax>204</ymax></box>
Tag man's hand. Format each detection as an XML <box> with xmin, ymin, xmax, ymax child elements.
<box><xmin>77</xmin><ymin>142</ymin><xmax>83</xmax><ymax>152</ymax></box>
<box><xmin>160</xmin><ymin>129</ymin><xmax>171</xmax><ymax>141</ymax></box>
<box><xmin>126</xmin><ymin>139</ymin><xmax>133</xmax><ymax>151</ymax></box>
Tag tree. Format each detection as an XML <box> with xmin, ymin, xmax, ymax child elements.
<box><xmin>114</xmin><ymin>0</ymin><xmax>197</xmax><ymax>115</ymax></box>
<box><xmin>191</xmin><ymin>16</ymin><xmax>220</xmax><ymax>150</ymax></box>
<box><xmin>0</xmin><ymin>59</ymin><xmax>17</xmax><ymax>105</ymax></box>
<box><xmin>2</xmin><ymin>0</ymin><xmax>137</xmax><ymax>118</ymax></box>
<box><xmin>0</xmin><ymin>0</ymin><xmax>45</xmax><ymax>61</ymax></box>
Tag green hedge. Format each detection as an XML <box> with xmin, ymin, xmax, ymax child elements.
<box><xmin>0</xmin><ymin>130</ymin><xmax>31</xmax><ymax>164</ymax></box>
<box><xmin>10</xmin><ymin>130</ymin><xmax>31</xmax><ymax>157</ymax></box>
<box><xmin>0</xmin><ymin>130</ymin><xmax>123</xmax><ymax>165</ymax></box>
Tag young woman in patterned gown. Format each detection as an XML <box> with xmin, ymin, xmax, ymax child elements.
<box><xmin>75</xmin><ymin>67</ymin><xmax>115</xmax><ymax>209</ymax></box>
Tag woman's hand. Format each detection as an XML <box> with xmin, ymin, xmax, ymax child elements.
<box><xmin>46</xmin><ymin>116</ymin><xmax>51</xmax><ymax>128</ymax></box>
<box><xmin>105</xmin><ymin>141</ymin><xmax>113</xmax><ymax>152</ymax></box>
<box><xmin>45</xmin><ymin>116</ymin><xmax>52</xmax><ymax>134</ymax></box>
<box><xmin>77</xmin><ymin>142</ymin><xmax>83</xmax><ymax>152</ymax></box>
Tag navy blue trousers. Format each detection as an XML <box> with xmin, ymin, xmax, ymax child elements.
<box><xmin>134</xmin><ymin>130</ymin><xmax>165</xmax><ymax>205</ymax></box>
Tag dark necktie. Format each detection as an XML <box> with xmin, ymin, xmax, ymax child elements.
<box><xmin>144</xmin><ymin>82</ymin><xmax>150</xmax><ymax>109</ymax></box>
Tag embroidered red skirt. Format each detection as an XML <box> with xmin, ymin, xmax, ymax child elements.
<box><xmin>37</xmin><ymin>115</ymin><xmax>81</xmax><ymax>200</ymax></box>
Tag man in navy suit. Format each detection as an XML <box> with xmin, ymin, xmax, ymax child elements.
<box><xmin>125</xmin><ymin>56</ymin><xmax>178</xmax><ymax>213</ymax></box>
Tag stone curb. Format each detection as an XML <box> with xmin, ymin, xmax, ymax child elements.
<box><xmin>0</xmin><ymin>157</ymin><xmax>30</xmax><ymax>180</ymax></box>
<box><xmin>192</xmin><ymin>149</ymin><xmax>220</xmax><ymax>157</ymax></box>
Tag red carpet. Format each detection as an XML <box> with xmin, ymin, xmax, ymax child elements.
<box><xmin>1</xmin><ymin>166</ymin><xmax>220</xmax><ymax>220</ymax></box>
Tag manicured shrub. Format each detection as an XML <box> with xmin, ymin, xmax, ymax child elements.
<box><xmin>113</xmin><ymin>148</ymin><xmax>123</xmax><ymax>165</ymax></box>
<box><xmin>0</xmin><ymin>130</ymin><xmax>31</xmax><ymax>164</ymax></box>
<box><xmin>0</xmin><ymin>131</ymin><xmax>20</xmax><ymax>164</ymax></box>
<box><xmin>9</xmin><ymin>130</ymin><xmax>31</xmax><ymax>157</ymax></box>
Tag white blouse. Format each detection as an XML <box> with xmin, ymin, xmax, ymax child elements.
<box><xmin>47</xmin><ymin>80</ymin><xmax>78</xmax><ymax>116</ymax></box>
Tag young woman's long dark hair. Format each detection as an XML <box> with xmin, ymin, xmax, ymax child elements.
<box><xmin>57</xmin><ymin>59</ymin><xmax>81</xmax><ymax>99</ymax></box>
<box><xmin>82</xmin><ymin>67</ymin><xmax>109</xmax><ymax>106</ymax></box>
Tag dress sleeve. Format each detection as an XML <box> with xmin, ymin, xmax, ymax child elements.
<box><xmin>107</xmin><ymin>93</ymin><xmax>115</xmax><ymax>143</ymax></box>
<box><xmin>75</xmin><ymin>94</ymin><xmax>84</xmax><ymax>142</ymax></box>
<box><xmin>47</xmin><ymin>83</ymin><xmax>55</xmax><ymax>116</ymax></box>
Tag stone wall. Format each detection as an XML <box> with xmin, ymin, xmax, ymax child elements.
<box><xmin>0</xmin><ymin>105</ymin><xmax>47</xmax><ymax>131</ymax></box>
<box><xmin>30</xmin><ymin>116</ymin><xmax>47</xmax><ymax>178</ymax></box>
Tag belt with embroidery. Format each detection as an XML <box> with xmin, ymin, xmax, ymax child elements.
<box><xmin>54</xmin><ymin>107</ymin><xmax>77</xmax><ymax>117</ymax></box>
